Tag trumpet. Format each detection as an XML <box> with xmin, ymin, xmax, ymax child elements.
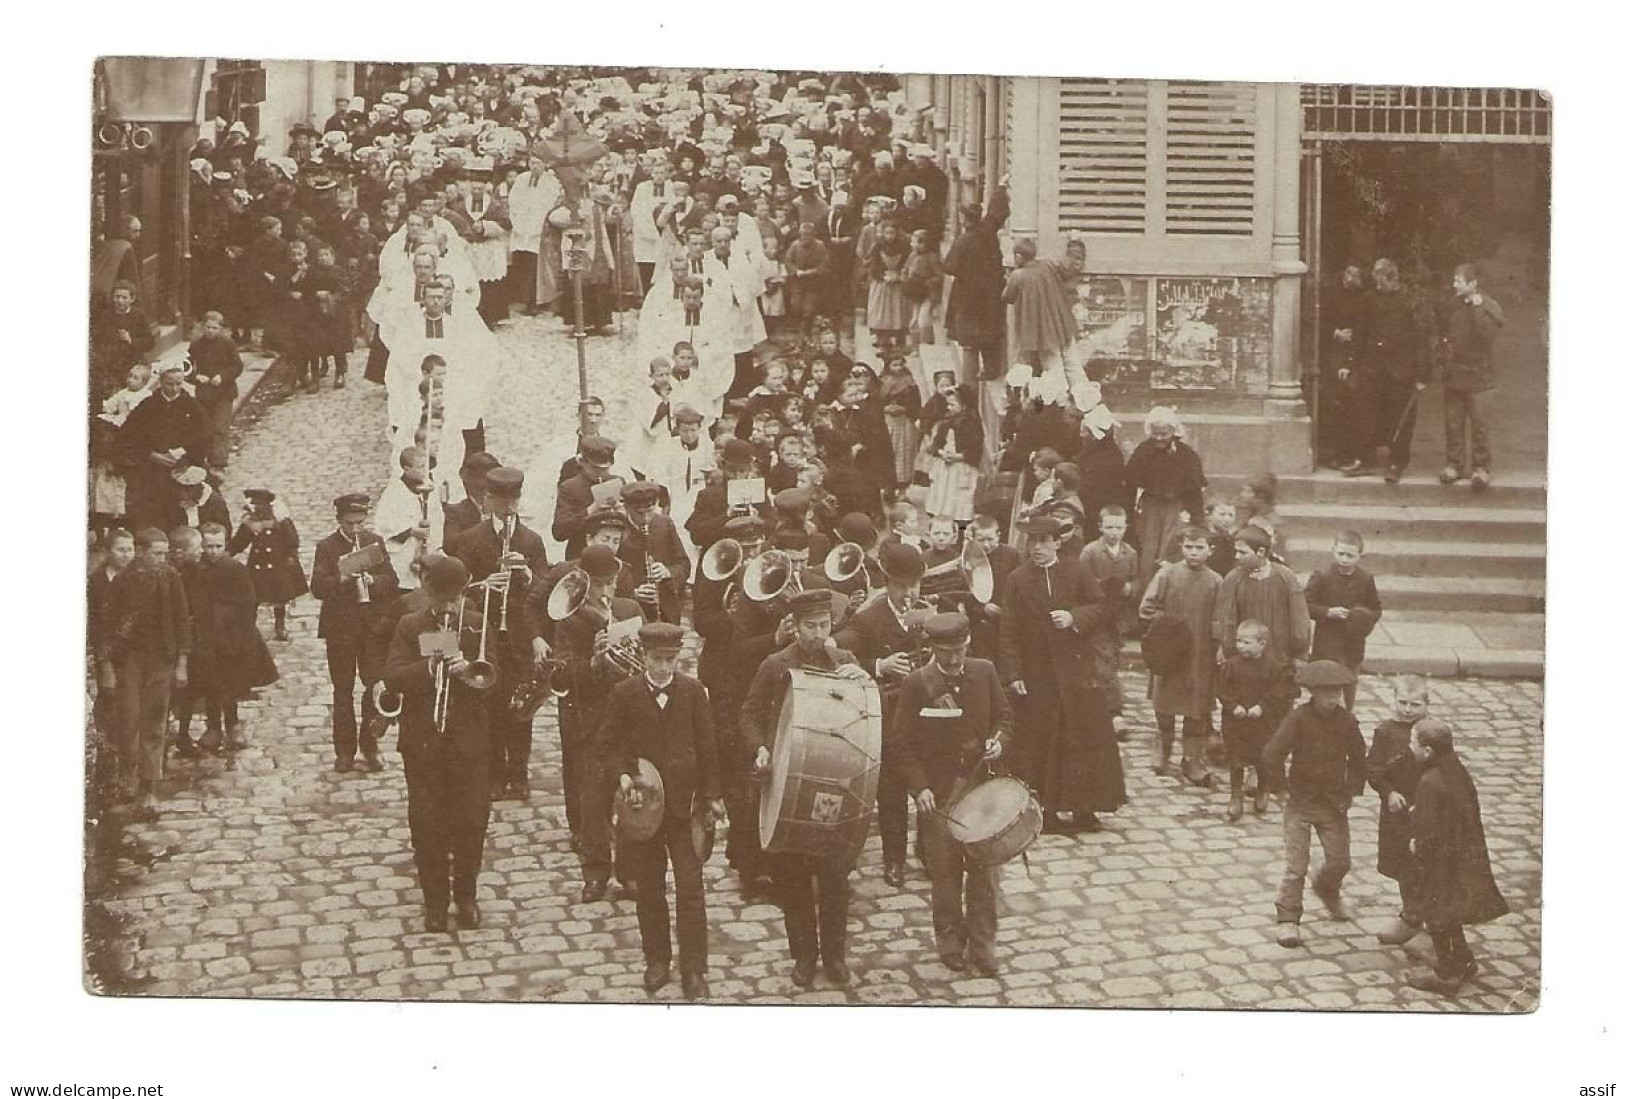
<box><xmin>178</xmin><ymin>356</ymin><xmax>197</xmax><ymax>382</ymax></box>
<box><xmin>495</xmin><ymin>513</ymin><xmax>517</xmax><ymax>633</ymax></box>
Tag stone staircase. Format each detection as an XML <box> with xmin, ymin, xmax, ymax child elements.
<box><xmin>1205</xmin><ymin>470</ymin><xmax>1547</xmax><ymax>678</ymax></box>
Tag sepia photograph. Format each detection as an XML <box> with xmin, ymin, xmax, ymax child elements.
<box><xmin>78</xmin><ymin>53</ymin><xmax>1553</xmax><ymax>1020</ymax></box>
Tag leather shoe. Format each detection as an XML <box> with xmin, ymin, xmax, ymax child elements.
<box><xmin>335</xmin><ymin>757</ymin><xmax>355</xmax><ymax>773</ymax></box>
<box><xmin>940</xmin><ymin>952</ymin><xmax>968</xmax><ymax>972</ymax></box>
<box><xmin>174</xmin><ymin>736</ymin><xmax>201</xmax><ymax>760</ymax></box>
<box><xmin>823</xmin><ymin>960</ymin><xmax>851</xmax><ymax>987</ymax></box>
<box><xmin>969</xmin><ymin>956</ymin><xmax>1000</xmax><ymax>978</ymax></box>
<box><xmin>883</xmin><ymin>861</ymin><xmax>906</xmax><ymax>888</ymax></box>
<box><xmin>197</xmin><ymin>729</ymin><xmax>224</xmax><ymax>754</ymax></box>
<box><xmin>510</xmin><ymin>777</ymin><xmax>531</xmax><ymax>800</ymax></box>
<box><xmin>1405</xmin><ymin>967</ymin><xmax>1462</xmax><ymax>996</ymax></box>
<box><xmin>1042</xmin><ymin>812</ymin><xmax>1082</xmax><ymax>836</ymax></box>
<box><xmin>1276</xmin><ymin>923</ymin><xmax>1303</xmax><ymax>948</ymax></box>
<box><xmin>790</xmin><ymin>960</ymin><xmax>816</xmax><ymax>988</ymax></box>
<box><xmin>424</xmin><ymin>908</ymin><xmax>449</xmax><ymax>933</ymax></box>
<box><xmin>643</xmin><ymin>960</ymin><xmax>671</xmax><ymax>994</ymax></box>
<box><xmin>617</xmin><ymin>879</ymin><xmax>639</xmax><ymax>902</ymax></box>
<box><xmin>360</xmin><ymin>753</ymin><xmax>383</xmax><ymax>773</ymax></box>
<box><xmin>579</xmin><ymin>881</ymin><xmax>607</xmax><ymax>904</ymax></box>
<box><xmin>1074</xmin><ymin>812</ymin><xmax>1104</xmax><ymax>833</ymax></box>
<box><xmin>1384</xmin><ymin>464</ymin><xmax>1403</xmax><ymax>484</ymax></box>
<box><xmin>680</xmin><ymin>971</ymin><xmax>710</xmax><ymax>1000</ymax></box>
<box><xmin>454</xmin><ymin>901</ymin><xmax>481</xmax><ymax>930</ymax></box>
<box><xmin>227</xmin><ymin>724</ymin><xmax>250</xmax><ymax>751</ymax></box>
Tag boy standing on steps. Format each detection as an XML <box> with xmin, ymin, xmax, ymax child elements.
<box><xmin>1262</xmin><ymin>659</ymin><xmax>1367</xmax><ymax>948</ymax></box>
<box><xmin>1305</xmin><ymin>529</ymin><xmax>1383</xmax><ymax>710</ymax></box>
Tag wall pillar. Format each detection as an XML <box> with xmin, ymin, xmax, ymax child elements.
<box><xmin>1267</xmin><ymin>82</ymin><xmax>1308</xmax><ymax>410</ymax></box>
<box><xmin>1263</xmin><ymin>82</ymin><xmax>1312</xmax><ymax>472</ymax></box>
<box><xmin>1007</xmin><ymin>77</ymin><xmax>1042</xmax><ymax>242</ymax></box>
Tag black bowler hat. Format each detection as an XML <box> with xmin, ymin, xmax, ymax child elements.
<box><xmin>837</xmin><ymin>513</ymin><xmax>878</xmax><ymax>551</ymax></box>
<box><xmin>424</xmin><ymin>554</ymin><xmax>470</xmax><ymax>596</ymax></box>
<box><xmin>878</xmin><ymin>540</ymin><xmax>926</xmax><ymax>583</ymax></box>
<box><xmin>580</xmin><ymin>543</ymin><xmax>621</xmax><ymax>579</ymax></box>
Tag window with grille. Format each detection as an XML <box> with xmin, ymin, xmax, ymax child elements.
<box><xmin>1058</xmin><ymin>79</ymin><xmax>1150</xmax><ymax>234</ymax></box>
<box><xmin>1165</xmin><ymin>81</ymin><xmax>1256</xmax><ymax>236</ymax></box>
<box><xmin>1057</xmin><ymin>78</ymin><xmax>1260</xmax><ymax>239</ymax></box>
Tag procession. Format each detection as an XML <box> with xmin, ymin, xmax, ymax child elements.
<box><xmin>82</xmin><ymin>60</ymin><xmax>1545</xmax><ymax>1010</ymax></box>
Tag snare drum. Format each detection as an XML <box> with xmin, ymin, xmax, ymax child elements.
<box><xmin>759</xmin><ymin>668</ymin><xmax>882</xmax><ymax>861</ymax></box>
<box><xmin>944</xmin><ymin>775</ymin><xmax>1042</xmax><ymax>867</ymax></box>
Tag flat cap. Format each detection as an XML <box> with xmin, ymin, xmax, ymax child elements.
<box><xmin>484</xmin><ymin>467</ymin><xmax>524</xmax><ymax>497</ymax></box>
<box><xmin>579</xmin><ymin>435</ymin><xmax>617</xmax><ymax>466</ymax></box>
<box><xmin>621</xmin><ymin>480</ymin><xmax>661</xmax><ymax>505</ymax></box>
<box><xmin>1297</xmin><ymin>659</ymin><xmax>1357</xmax><ymax>689</ymax></box>
<box><xmin>786</xmin><ymin>588</ymin><xmax>834</xmax><ymax>619</ymax></box>
<box><xmin>723</xmin><ymin>515</ymin><xmax>766</xmax><ymax>541</ymax></box>
<box><xmin>638</xmin><ymin>621</ymin><xmax>686</xmax><ymax>652</ymax></box>
<box><xmin>333</xmin><ymin>492</ymin><xmax>370</xmax><ymax>515</ymax></box>
<box><xmin>924</xmin><ymin>612</ymin><xmax>972</xmax><ymax>646</ymax></box>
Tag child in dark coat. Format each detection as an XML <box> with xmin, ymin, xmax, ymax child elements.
<box><xmin>1305</xmin><ymin>529</ymin><xmax>1383</xmax><ymax>708</ymax></box>
<box><xmin>1215</xmin><ymin>619</ymin><xmax>1296</xmax><ymax>820</ymax></box>
<box><xmin>228</xmin><ymin>488</ymin><xmax>308</xmax><ymax>641</ymax></box>
<box><xmin>1367</xmin><ymin>674</ymin><xmax>1430</xmax><ymax>947</ymax></box>
<box><xmin>1404</xmin><ymin>717</ymin><xmax>1509</xmax><ymax>995</ymax></box>
<box><xmin>1262</xmin><ymin>659</ymin><xmax>1367</xmax><ymax>948</ymax></box>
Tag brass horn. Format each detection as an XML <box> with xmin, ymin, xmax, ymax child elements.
<box><xmin>460</xmin><ymin>581</ymin><xmax>499</xmax><ymax>690</ymax></box>
<box><xmin>700</xmin><ymin>537</ymin><xmax>744</xmax><ymax>583</ymax></box>
<box><xmin>96</xmin><ymin>122</ymin><xmax>125</xmax><ymax>148</ymax></box>
<box><xmin>128</xmin><ymin>126</ymin><xmax>156</xmax><ymax>150</ymax></box>
<box><xmin>743</xmin><ymin>549</ymin><xmax>800</xmax><ymax>603</ymax></box>
<box><xmin>546</xmin><ymin>567</ymin><xmax>592</xmax><ymax>621</ymax></box>
<box><xmin>370</xmin><ymin>681</ymin><xmax>404</xmax><ymax>720</ymax></box>
<box><xmin>823</xmin><ymin>541</ymin><xmax>866</xmax><ymax>583</ymax></box>
<box><xmin>920</xmin><ymin>539</ymin><xmax>996</xmax><ymax>604</ymax></box>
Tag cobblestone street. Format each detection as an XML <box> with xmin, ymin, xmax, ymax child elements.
<box><xmin>88</xmin><ymin>313</ymin><xmax>1544</xmax><ymax>1011</ymax></box>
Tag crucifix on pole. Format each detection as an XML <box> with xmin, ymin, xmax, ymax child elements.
<box><xmin>535</xmin><ymin>104</ymin><xmax>610</xmax><ymax>437</ymax></box>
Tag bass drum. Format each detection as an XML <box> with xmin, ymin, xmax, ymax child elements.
<box><xmin>759</xmin><ymin>668</ymin><xmax>882</xmax><ymax>862</ymax></box>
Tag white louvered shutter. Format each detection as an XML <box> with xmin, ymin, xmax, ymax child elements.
<box><xmin>1164</xmin><ymin>81</ymin><xmax>1257</xmax><ymax>237</ymax></box>
<box><xmin>1057</xmin><ymin>79</ymin><xmax>1150</xmax><ymax>235</ymax></box>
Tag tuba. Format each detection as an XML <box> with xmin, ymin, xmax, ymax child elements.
<box><xmin>743</xmin><ymin>549</ymin><xmax>803</xmax><ymax>604</ymax></box>
<box><xmin>700</xmin><ymin>538</ymin><xmax>745</xmax><ymax>583</ymax></box>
